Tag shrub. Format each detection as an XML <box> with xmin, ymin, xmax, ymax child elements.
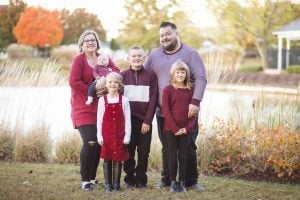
<box><xmin>198</xmin><ymin>119</ymin><xmax>300</xmax><ymax>182</ymax></box>
<box><xmin>14</xmin><ymin>125</ymin><xmax>52</xmax><ymax>162</ymax></box>
<box><xmin>0</xmin><ymin>126</ymin><xmax>15</xmax><ymax>161</ymax></box>
<box><xmin>50</xmin><ymin>44</ymin><xmax>78</xmax><ymax>63</ymax></box>
<box><xmin>114</xmin><ymin>58</ymin><xmax>130</xmax><ymax>72</ymax></box>
<box><xmin>54</xmin><ymin>132</ymin><xmax>81</xmax><ymax>164</ymax></box>
<box><xmin>287</xmin><ymin>65</ymin><xmax>300</xmax><ymax>74</ymax></box>
<box><xmin>237</xmin><ymin>66</ymin><xmax>263</xmax><ymax>72</ymax></box>
<box><xmin>7</xmin><ymin>44</ymin><xmax>34</xmax><ymax>59</ymax></box>
<box><xmin>148</xmin><ymin>141</ymin><xmax>161</xmax><ymax>171</ymax></box>
<box><xmin>255</xmin><ymin>127</ymin><xmax>300</xmax><ymax>180</ymax></box>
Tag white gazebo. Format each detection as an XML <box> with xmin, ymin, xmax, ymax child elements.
<box><xmin>273</xmin><ymin>19</ymin><xmax>300</xmax><ymax>71</ymax></box>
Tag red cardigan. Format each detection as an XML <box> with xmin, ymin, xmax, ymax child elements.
<box><xmin>69</xmin><ymin>53</ymin><xmax>118</xmax><ymax>128</ymax></box>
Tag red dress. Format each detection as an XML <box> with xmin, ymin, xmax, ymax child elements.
<box><xmin>100</xmin><ymin>95</ymin><xmax>129</xmax><ymax>161</ymax></box>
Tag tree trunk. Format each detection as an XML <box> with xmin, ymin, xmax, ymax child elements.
<box><xmin>255</xmin><ymin>39</ymin><xmax>269</xmax><ymax>69</ymax></box>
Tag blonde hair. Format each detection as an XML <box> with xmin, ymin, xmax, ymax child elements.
<box><xmin>106</xmin><ymin>72</ymin><xmax>123</xmax><ymax>92</ymax></box>
<box><xmin>169</xmin><ymin>60</ymin><xmax>191</xmax><ymax>89</ymax></box>
<box><xmin>78</xmin><ymin>29</ymin><xmax>101</xmax><ymax>52</ymax></box>
<box><xmin>128</xmin><ymin>46</ymin><xmax>145</xmax><ymax>56</ymax></box>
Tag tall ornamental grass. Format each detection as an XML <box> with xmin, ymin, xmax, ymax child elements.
<box><xmin>0</xmin><ymin>124</ymin><xmax>15</xmax><ymax>161</ymax></box>
<box><xmin>204</xmin><ymin>49</ymin><xmax>237</xmax><ymax>85</ymax></box>
<box><xmin>14</xmin><ymin>123</ymin><xmax>52</xmax><ymax>163</ymax></box>
<box><xmin>55</xmin><ymin>131</ymin><xmax>82</xmax><ymax>164</ymax></box>
<box><xmin>0</xmin><ymin>60</ymin><xmax>67</xmax><ymax>87</ymax></box>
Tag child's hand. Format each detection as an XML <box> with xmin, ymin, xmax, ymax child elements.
<box><xmin>98</xmin><ymin>140</ymin><xmax>103</xmax><ymax>146</ymax></box>
<box><xmin>141</xmin><ymin>123</ymin><xmax>150</xmax><ymax>134</ymax></box>
<box><xmin>95</xmin><ymin>86</ymin><xmax>107</xmax><ymax>96</ymax></box>
<box><xmin>175</xmin><ymin>128</ymin><xmax>186</xmax><ymax>136</ymax></box>
<box><xmin>181</xmin><ymin>128</ymin><xmax>187</xmax><ymax>134</ymax></box>
<box><xmin>175</xmin><ymin>129</ymin><xmax>183</xmax><ymax>136</ymax></box>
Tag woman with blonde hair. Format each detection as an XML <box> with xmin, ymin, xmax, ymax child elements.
<box><xmin>69</xmin><ymin>29</ymin><xmax>118</xmax><ymax>191</ymax></box>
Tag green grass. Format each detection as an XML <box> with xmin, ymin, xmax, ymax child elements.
<box><xmin>0</xmin><ymin>162</ymin><xmax>299</xmax><ymax>200</ymax></box>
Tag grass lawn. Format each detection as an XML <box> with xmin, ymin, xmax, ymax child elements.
<box><xmin>0</xmin><ymin>162</ymin><xmax>299</xmax><ymax>200</ymax></box>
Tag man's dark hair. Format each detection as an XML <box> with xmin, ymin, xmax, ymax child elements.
<box><xmin>160</xmin><ymin>22</ymin><xmax>177</xmax><ymax>30</ymax></box>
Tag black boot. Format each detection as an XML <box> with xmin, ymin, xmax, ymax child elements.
<box><xmin>170</xmin><ymin>181</ymin><xmax>177</xmax><ymax>192</ymax></box>
<box><xmin>113</xmin><ymin>161</ymin><xmax>122</xmax><ymax>192</ymax></box>
<box><xmin>103</xmin><ymin>160</ymin><xmax>113</xmax><ymax>192</ymax></box>
<box><xmin>178</xmin><ymin>181</ymin><xmax>187</xmax><ymax>193</ymax></box>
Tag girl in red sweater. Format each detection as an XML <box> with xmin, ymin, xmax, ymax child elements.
<box><xmin>97</xmin><ymin>72</ymin><xmax>131</xmax><ymax>192</ymax></box>
<box><xmin>162</xmin><ymin>60</ymin><xmax>195</xmax><ymax>193</ymax></box>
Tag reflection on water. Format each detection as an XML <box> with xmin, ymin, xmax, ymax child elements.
<box><xmin>0</xmin><ymin>86</ymin><xmax>72</xmax><ymax>140</ymax></box>
<box><xmin>0</xmin><ymin>86</ymin><xmax>298</xmax><ymax>141</ymax></box>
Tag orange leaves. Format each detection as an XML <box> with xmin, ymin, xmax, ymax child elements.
<box><xmin>13</xmin><ymin>6</ymin><xmax>63</xmax><ymax>48</ymax></box>
<box><xmin>203</xmin><ymin>120</ymin><xmax>300</xmax><ymax>182</ymax></box>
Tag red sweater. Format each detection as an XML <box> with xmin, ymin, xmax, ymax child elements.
<box><xmin>162</xmin><ymin>85</ymin><xmax>195</xmax><ymax>134</ymax></box>
<box><xmin>69</xmin><ymin>53</ymin><xmax>118</xmax><ymax>128</ymax></box>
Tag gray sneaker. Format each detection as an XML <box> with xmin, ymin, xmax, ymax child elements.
<box><xmin>190</xmin><ymin>183</ymin><xmax>205</xmax><ymax>192</ymax></box>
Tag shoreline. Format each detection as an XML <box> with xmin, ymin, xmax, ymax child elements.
<box><xmin>207</xmin><ymin>84</ymin><xmax>299</xmax><ymax>95</ymax></box>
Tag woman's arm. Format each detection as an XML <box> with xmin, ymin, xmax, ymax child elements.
<box><xmin>69</xmin><ymin>56</ymin><xmax>89</xmax><ymax>96</ymax></box>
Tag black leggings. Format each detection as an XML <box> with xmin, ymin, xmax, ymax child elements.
<box><xmin>166</xmin><ymin>131</ymin><xmax>189</xmax><ymax>182</ymax></box>
<box><xmin>78</xmin><ymin>125</ymin><xmax>101</xmax><ymax>182</ymax></box>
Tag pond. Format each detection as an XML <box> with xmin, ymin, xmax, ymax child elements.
<box><xmin>0</xmin><ymin>86</ymin><xmax>298</xmax><ymax>141</ymax></box>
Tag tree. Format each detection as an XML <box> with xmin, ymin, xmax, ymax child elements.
<box><xmin>0</xmin><ymin>0</ymin><xmax>27</xmax><ymax>49</ymax></box>
<box><xmin>110</xmin><ymin>38</ymin><xmax>120</xmax><ymax>51</ymax></box>
<box><xmin>116</xmin><ymin>0</ymin><xmax>203</xmax><ymax>51</ymax></box>
<box><xmin>60</xmin><ymin>8</ymin><xmax>106</xmax><ymax>44</ymax></box>
<box><xmin>208</xmin><ymin>0</ymin><xmax>300</xmax><ymax>69</ymax></box>
<box><xmin>13</xmin><ymin>6</ymin><xmax>63</xmax><ymax>48</ymax></box>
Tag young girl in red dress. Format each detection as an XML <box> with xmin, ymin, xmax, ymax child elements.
<box><xmin>97</xmin><ymin>72</ymin><xmax>131</xmax><ymax>192</ymax></box>
<box><xmin>162</xmin><ymin>60</ymin><xmax>195</xmax><ymax>193</ymax></box>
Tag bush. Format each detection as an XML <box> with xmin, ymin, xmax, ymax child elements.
<box><xmin>0</xmin><ymin>127</ymin><xmax>15</xmax><ymax>161</ymax></box>
<box><xmin>237</xmin><ymin>66</ymin><xmax>263</xmax><ymax>72</ymax></box>
<box><xmin>50</xmin><ymin>44</ymin><xmax>78</xmax><ymax>63</ymax></box>
<box><xmin>7</xmin><ymin>44</ymin><xmax>34</xmax><ymax>59</ymax></box>
<box><xmin>115</xmin><ymin>58</ymin><xmax>130</xmax><ymax>72</ymax></box>
<box><xmin>55</xmin><ymin>132</ymin><xmax>81</xmax><ymax>164</ymax></box>
<box><xmin>287</xmin><ymin>65</ymin><xmax>300</xmax><ymax>74</ymax></box>
<box><xmin>148</xmin><ymin>142</ymin><xmax>161</xmax><ymax>171</ymax></box>
<box><xmin>198</xmin><ymin>119</ymin><xmax>300</xmax><ymax>183</ymax></box>
<box><xmin>14</xmin><ymin>125</ymin><xmax>52</xmax><ymax>162</ymax></box>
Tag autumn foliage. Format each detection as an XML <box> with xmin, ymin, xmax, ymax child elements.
<box><xmin>13</xmin><ymin>7</ymin><xmax>63</xmax><ymax>48</ymax></box>
<box><xmin>198</xmin><ymin>119</ymin><xmax>300</xmax><ymax>183</ymax></box>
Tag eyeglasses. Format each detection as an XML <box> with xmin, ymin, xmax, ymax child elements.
<box><xmin>83</xmin><ymin>39</ymin><xmax>96</xmax><ymax>43</ymax></box>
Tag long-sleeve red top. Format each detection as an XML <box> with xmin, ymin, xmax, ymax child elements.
<box><xmin>69</xmin><ymin>52</ymin><xmax>117</xmax><ymax>128</ymax></box>
<box><xmin>162</xmin><ymin>85</ymin><xmax>195</xmax><ymax>134</ymax></box>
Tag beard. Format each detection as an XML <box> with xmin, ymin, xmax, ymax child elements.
<box><xmin>162</xmin><ymin>38</ymin><xmax>178</xmax><ymax>52</ymax></box>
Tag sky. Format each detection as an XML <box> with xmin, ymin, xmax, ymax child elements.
<box><xmin>0</xmin><ymin>0</ymin><xmax>216</xmax><ymax>40</ymax></box>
